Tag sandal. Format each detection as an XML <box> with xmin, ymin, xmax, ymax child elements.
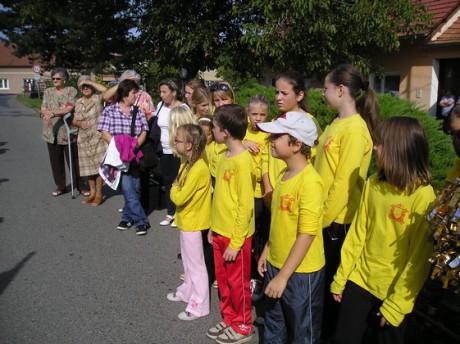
<box><xmin>52</xmin><ymin>189</ymin><xmax>65</xmax><ymax>197</ymax></box>
<box><xmin>79</xmin><ymin>188</ymin><xmax>90</xmax><ymax>197</ymax></box>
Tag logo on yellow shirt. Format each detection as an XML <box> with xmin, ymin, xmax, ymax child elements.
<box><xmin>324</xmin><ymin>136</ymin><xmax>334</xmax><ymax>151</ymax></box>
<box><xmin>279</xmin><ymin>194</ymin><xmax>295</xmax><ymax>212</ymax></box>
<box><xmin>388</xmin><ymin>204</ymin><xmax>409</xmax><ymax>224</ymax></box>
<box><xmin>223</xmin><ymin>169</ymin><xmax>234</xmax><ymax>182</ymax></box>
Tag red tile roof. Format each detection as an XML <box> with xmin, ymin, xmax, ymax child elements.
<box><xmin>421</xmin><ymin>0</ymin><xmax>460</xmax><ymax>26</ymax></box>
<box><xmin>0</xmin><ymin>43</ymin><xmax>35</xmax><ymax>67</ymax></box>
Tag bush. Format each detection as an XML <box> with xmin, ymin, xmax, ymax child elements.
<box><xmin>235</xmin><ymin>84</ymin><xmax>455</xmax><ymax>190</ymax></box>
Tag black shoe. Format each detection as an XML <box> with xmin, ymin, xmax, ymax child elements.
<box><xmin>136</xmin><ymin>225</ymin><xmax>149</xmax><ymax>236</ymax></box>
<box><xmin>117</xmin><ymin>221</ymin><xmax>132</xmax><ymax>231</ymax></box>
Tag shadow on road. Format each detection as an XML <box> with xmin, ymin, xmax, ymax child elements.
<box><xmin>0</xmin><ymin>178</ymin><xmax>9</xmax><ymax>185</ymax></box>
<box><xmin>0</xmin><ymin>252</ymin><xmax>36</xmax><ymax>296</ymax></box>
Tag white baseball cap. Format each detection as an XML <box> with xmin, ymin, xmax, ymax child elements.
<box><xmin>257</xmin><ymin>111</ymin><xmax>318</xmax><ymax>146</ymax></box>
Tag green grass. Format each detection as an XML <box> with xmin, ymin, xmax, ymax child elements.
<box><xmin>16</xmin><ymin>95</ymin><xmax>42</xmax><ymax>110</ymax></box>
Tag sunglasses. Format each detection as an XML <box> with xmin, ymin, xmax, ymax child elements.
<box><xmin>210</xmin><ymin>83</ymin><xmax>230</xmax><ymax>92</ymax></box>
<box><xmin>80</xmin><ymin>84</ymin><xmax>92</xmax><ymax>89</ymax></box>
<box><xmin>52</xmin><ymin>78</ymin><xmax>62</xmax><ymax>81</ymax></box>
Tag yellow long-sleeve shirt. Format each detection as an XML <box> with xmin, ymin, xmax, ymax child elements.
<box><xmin>244</xmin><ymin>127</ymin><xmax>269</xmax><ymax>198</ymax></box>
<box><xmin>211</xmin><ymin>150</ymin><xmax>256</xmax><ymax>251</ymax></box>
<box><xmin>330</xmin><ymin>174</ymin><xmax>435</xmax><ymax>326</ymax></box>
<box><xmin>209</xmin><ymin>142</ymin><xmax>227</xmax><ymax>178</ymax></box>
<box><xmin>314</xmin><ymin>114</ymin><xmax>373</xmax><ymax>227</ymax></box>
<box><xmin>170</xmin><ymin>158</ymin><xmax>212</xmax><ymax>231</ymax></box>
<box><xmin>268</xmin><ymin>164</ymin><xmax>325</xmax><ymax>273</ymax></box>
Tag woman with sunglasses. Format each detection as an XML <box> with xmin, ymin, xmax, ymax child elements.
<box><xmin>72</xmin><ymin>76</ymin><xmax>108</xmax><ymax>206</ymax></box>
<box><xmin>40</xmin><ymin>67</ymin><xmax>84</xmax><ymax>197</ymax></box>
<box><xmin>156</xmin><ymin>79</ymin><xmax>188</xmax><ymax>227</ymax></box>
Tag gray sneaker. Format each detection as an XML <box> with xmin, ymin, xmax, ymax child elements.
<box><xmin>206</xmin><ymin>321</ymin><xmax>229</xmax><ymax>339</ymax></box>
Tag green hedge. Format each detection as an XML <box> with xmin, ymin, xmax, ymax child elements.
<box><xmin>236</xmin><ymin>86</ymin><xmax>455</xmax><ymax>190</ymax></box>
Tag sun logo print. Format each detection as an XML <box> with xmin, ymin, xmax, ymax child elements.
<box><xmin>279</xmin><ymin>194</ymin><xmax>295</xmax><ymax>212</ymax></box>
<box><xmin>324</xmin><ymin>136</ymin><xmax>334</xmax><ymax>151</ymax></box>
<box><xmin>223</xmin><ymin>169</ymin><xmax>234</xmax><ymax>183</ymax></box>
<box><xmin>388</xmin><ymin>204</ymin><xmax>409</xmax><ymax>224</ymax></box>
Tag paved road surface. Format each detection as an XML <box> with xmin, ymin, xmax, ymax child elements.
<box><xmin>0</xmin><ymin>95</ymin><xmax>262</xmax><ymax>344</ymax></box>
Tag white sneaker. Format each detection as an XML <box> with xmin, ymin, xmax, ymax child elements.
<box><xmin>178</xmin><ymin>311</ymin><xmax>199</xmax><ymax>321</ymax></box>
<box><xmin>179</xmin><ymin>273</ymin><xmax>185</xmax><ymax>281</ymax></box>
<box><xmin>170</xmin><ymin>221</ymin><xmax>177</xmax><ymax>228</ymax></box>
<box><xmin>166</xmin><ymin>292</ymin><xmax>181</xmax><ymax>302</ymax></box>
<box><xmin>160</xmin><ymin>215</ymin><xmax>174</xmax><ymax>226</ymax></box>
<box><xmin>212</xmin><ymin>280</ymin><xmax>218</xmax><ymax>289</ymax></box>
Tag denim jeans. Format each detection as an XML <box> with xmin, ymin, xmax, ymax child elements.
<box><xmin>121</xmin><ymin>166</ymin><xmax>149</xmax><ymax>227</ymax></box>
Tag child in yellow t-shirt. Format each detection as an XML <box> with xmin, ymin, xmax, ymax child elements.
<box><xmin>257</xmin><ymin>111</ymin><xmax>325</xmax><ymax>343</ymax></box>
<box><xmin>331</xmin><ymin>117</ymin><xmax>435</xmax><ymax>343</ymax></box>
<box><xmin>207</xmin><ymin>104</ymin><xmax>256</xmax><ymax>343</ymax></box>
<box><xmin>243</xmin><ymin>94</ymin><xmax>271</xmax><ymax>302</ymax></box>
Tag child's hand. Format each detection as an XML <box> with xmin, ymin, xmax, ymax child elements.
<box><xmin>243</xmin><ymin>140</ymin><xmax>260</xmax><ymax>155</ymax></box>
<box><xmin>207</xmin><ymin>230</ymin><xmax>214</xmax><ymax>244</ymax></box>
<box><xmin>265</xmin><ymin>275</ymin><xmax>287</xmax><ymax>298</ymax></box>
<box><xmin>223</xmin><ymin>246</ymin><xmax>239</xmax><ymax>261</ymax></box>
<box><xmin>376</xmin><ymin>312</ymin><xmax>390</xmax><ymax>327</ymax></box>
<box><xmin>332</xmin><ymin>293</ymin><xmax>342</xmax><ymax>303</ymax></box>
<box><xmin>257</xmin><ymin>243</ymin><xmax>269</xmax><ymax>277</ymax></box>
<box><xmin>262</xmin><ymin>190</ymin><xmax>273</xmax><ymax>208</ymax></box>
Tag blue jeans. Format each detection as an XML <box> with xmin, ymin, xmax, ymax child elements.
<box><xmin>264</xmin><ymin>262</ymin><xmax>325</xmax><ymax>344</ymax></box>
<box><xmin>121</xmin><ymin>166</ymin><xmax>149</xmax><ymax>227</ymax></box>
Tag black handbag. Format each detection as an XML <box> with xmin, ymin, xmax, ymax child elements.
<box><xmin>130</xmin><ymin>105</ymin><xmax>159</xmax><ymax>171</ymax></box>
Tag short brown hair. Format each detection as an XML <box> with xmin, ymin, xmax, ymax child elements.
<box><xmin>213</xmin><ymin>104</ymin><xmax>247</xmax><ymax>140</ymax></box>
<box><xmin>375</xmin><ymin>116</ymin><xmax>431</xmax><ymax>193</ymax></box>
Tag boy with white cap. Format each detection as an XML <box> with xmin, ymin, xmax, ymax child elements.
<box><xmin>256</xmin><ymin>111</ymin><xmax>325</xmax><ymax>343</ymax></box>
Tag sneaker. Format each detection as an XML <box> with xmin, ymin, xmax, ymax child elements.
<box><xmin>136</xmin><ymin>225</ymin><xmax>149</xmax><ymax>236</ymax></box>
<box><xmin>117</xmin><ymin>221</ymin><xmax>132</xmax><ymax>231</ymax></box>
<box><xmin>179</xmin><ymin>273</ymin><xmax>185</xmax><ymax>281</ymax></box>
<box><xmin>206</xmin><ymin>321</ymin><xmax>229</xmax><ymax>339</ymax></box>
<box><xmin>212</xmin><ymin>280</ymin><xmax>218</xmax><ymax>289</ymax></box>
<box><xmin>118</xmin><ymin>207</ymin><xmax>123</xmax><ymax>213</ymax></box>
<box><xmin>166</xmin><ymin>292</ymin><xmax>181</xmax><ymax>302</ymax></box>
<box><xmin>216</xmin><ymin>327</ymin><xmax>253</xmax><ymax>344</ymax></box>
<box><xmin>160</xmin><ymin>215</ymin><xmax>174</xmax><ymax>226</ymax></box>
<box><xmin>170</xmin><ymin>221</ymin><xmax>177</xmax><ymax>228</ymax></box>
<box><xmin>178</xmin><ymin>311</ymin><xmax>199</xmax><ymax>321</ymax></box>
<box><xmin>250</xmin><ymin>278</ymin><xmax>265</xmax><ymax>302</ymax></box>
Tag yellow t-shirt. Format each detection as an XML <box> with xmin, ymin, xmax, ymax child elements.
<box><xmin>314</xmin><ymin>114</ymin><xmax>373</xmax><ymax>228</ymax></box>
<box><xmin>211</xmin><ymin>150</ymin><xmax>256</xmax><ymax>250</ymax></box>
<box><xmin>170</xmin><ymin>158</ymin><xmax>212</xmax><ymax>231</ymax></box>
<box><xmin>330</xmin><ymin>174</ymin><xmax>435</xmax><ymax>326</ymax></box>
<box><xmin>209</xmin><ymin>142</ymin><xmax>227</xmax><ymax>178</ymax></box>
<box><xmin>244</xmin><ymin>126</ymin><xmax>270</xmax><ymax>198</ymax></box>
<box><xmin>267</xmin><ymin>164</ymin><xmax>325</xmax><ymax>273</ymax></box>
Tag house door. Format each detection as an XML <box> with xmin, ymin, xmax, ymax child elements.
<box><xmin>437</xmin><ymin>58</ymin><xmax>460</xmax><ymax>117</ymax></box>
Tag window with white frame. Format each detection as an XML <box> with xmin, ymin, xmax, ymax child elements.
<box><xmin>0</xmin><ymin>79</ymin><xmax>10</xmax><ymax>90</ymax></box>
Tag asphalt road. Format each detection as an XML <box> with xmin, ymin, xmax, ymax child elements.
<box><xmin>0</xmin><ymin>94</ymin><xmax>261</xmax><ymax>344</ymax></box>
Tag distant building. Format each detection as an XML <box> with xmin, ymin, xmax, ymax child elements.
<box><xmin>0</xmin><ymin>43</ymin><xmax>39</xmax><ymax>94</ymax></box>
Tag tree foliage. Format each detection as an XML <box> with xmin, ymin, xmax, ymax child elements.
<box><xmin>0</xmin><ymin>0</ymin><xmax>135</xmax><ymax>70</ymax></box>
<box><xmin>1</xmin><ymin>0</ymin><xmax>432</xmax><ymax>81</ymax></box>
<box><xmin>235</xmin><ymin>0</ymin><xmax>432</xmax><ymax>77</ymax></box>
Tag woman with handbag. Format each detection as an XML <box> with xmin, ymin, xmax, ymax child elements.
<box><xmin>40</xmin><ymin>67</ymin><xmax>85</xmax><ymax>196</ymax></box>
<box><xmin>72</xmin><ymin>76</ymin><xmax>108</xmax><ymax>206</ymax></box>
<box><xmin>98</xmin><ymin>79</ymin><xmax>150</xmax><ymax>236</ymax></box>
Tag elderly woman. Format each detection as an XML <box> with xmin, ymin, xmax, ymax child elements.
<box><xmin>72</xmin><ymin>76</ymin><xmax>108</xmax><ymax>206</ymax></box>
<box><xmin>154</xmin><ymin>79</ymin><xmax>188</xmax><ymax>226</ymax></box>
<box><xmin>98</xmin><ymin>79</ymin><xmax>150</xmax><ymax>235</ymax></box>
<box><xmin>40</xmin><ymin>67</ymin><xmax>83</xmax><ymax>196</ymax></box>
